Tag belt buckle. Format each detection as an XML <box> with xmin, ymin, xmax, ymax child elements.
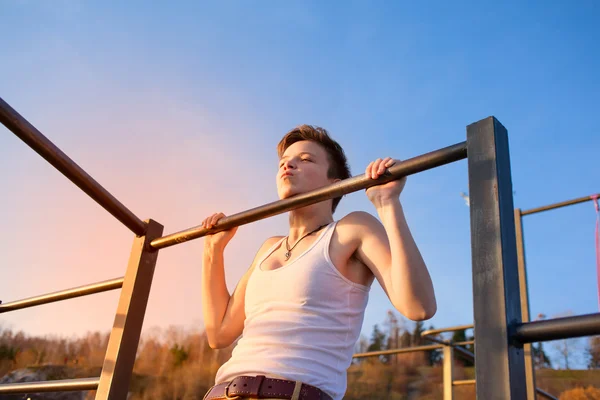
<box><xmin>224</xmin><ymin>380</ymin><xmax>241</xmax><ymax>400</ymax></box>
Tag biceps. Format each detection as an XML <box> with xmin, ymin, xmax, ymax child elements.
<box><xmin>218</xmin><ymin>276</ymin><xmax>248</xmax><ymax>344</ymax></box>
<box><xmin>357</xmin><ymin>227</ymin><xmax>392</xmax><ymax>295</ymax></box>
<box><xmin>356</xmin><ymin>223</ymin><xmax>392</xmax><ymax>272</ymax></box>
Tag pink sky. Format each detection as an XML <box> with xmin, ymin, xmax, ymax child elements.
<box><xmin>1</xmin><ymin>90</ymin><xmax>290</xmax><ymax>339</ymax></box>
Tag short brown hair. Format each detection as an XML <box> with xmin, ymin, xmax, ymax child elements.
<box><xmin>277</xmin><ymin>125</ymin><xmax>351</xmax><ymax>213</ymax></box>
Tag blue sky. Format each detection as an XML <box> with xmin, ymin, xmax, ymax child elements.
<box><xmin>1</xmin><ymin>1</ymin><xmax>599</xmax><ymax>368</ymax></box>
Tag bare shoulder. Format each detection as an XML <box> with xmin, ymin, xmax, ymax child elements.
<box><xmin>252</xmin><ymin>236</ymin><xmax>284</xmax><ymax>261</ymax></box>
<box><xmin>263</xmin><ymin>235</ymin><xmax>284</xmax><ymax>247</ymax></box>
<box><xmin>339</xmin><ymin>211</ymin><xmax>381</xmax><ymax>229</ymax></box>
<box><xmin>337</xmin><ymin>211</ymin><xmax>383</xmax><ymax>242</ymax></box>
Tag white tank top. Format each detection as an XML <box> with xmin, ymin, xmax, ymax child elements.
<box><xmin>214</xmin><ymin>221</ymin><xmax>371</xmax><ymax>400</ymax></box>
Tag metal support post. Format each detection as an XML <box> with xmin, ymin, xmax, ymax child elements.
<box><xmin>467</xmin><ymin>117</ymin><xmax>526</xmax><ymax>399</ymax></box>
<box><xmin>95</xmin><ymin>219</ymin><xmax>163</xmax><ymax>399</ymax></box>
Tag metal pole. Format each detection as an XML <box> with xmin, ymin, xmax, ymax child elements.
<box><xmin>453</xmin><ymin>380</ymin><xmax>476</xmax><ymax>386</ymax></box>
<box><xmin>0</xmin><ymin>97</ymin><xmax>147</xmax><ymax>236</ymax></box>
<box><xmin>95</xmin><ymin>219</ymin><xmax>163</xmax><ymax>400</ymax></box>
<box><xmin>514</xmin><ymin>208</ymin><xmax>536</xmax><ymax>400</ymax></box>
<box><xmin>352</xmin><ymin>344</ymin><xmax>443</xmax><ymax>359</ymax></box>
<box><xmin>443</xmin><ymin>345</ymin><xmax>454</xmax><ymax>400</ymax></box>
<box><xmin>421</xmin><ymin>324</ymin><xmax>474</xmax><ymax>338</ymax></box>
<box><xmin>0</xmin><ymin>277</ymin><xmax>124</xmax><ymax>313</ymax></box>
<box><xmin>466</xmin><ymin>116</ymin><xmax>526</xmax><ymax>399</ymax></box>
<box><xmin>521</xmin><ymin>193</ymin><xmax>600</xmax><ymax>216</ymax></box>
<box><xmin>514</xmin><ymin>312</ymin><xmax>600</xmax><ymax>343</ymax></box>
<box><xmin>151</xmin><ymin>141</ymin><xmax>468</xmax><ymax>249</ymax></box>
<box><xmin>0</xmin><ymin>378</ymin><xmax>98</xmax><ymax>394</ymax></box>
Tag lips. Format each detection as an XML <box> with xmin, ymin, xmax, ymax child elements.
<box><xmin>281</xmin><ymin>172</ymin><xmax>293</xmax><ymax>179</ymax></box>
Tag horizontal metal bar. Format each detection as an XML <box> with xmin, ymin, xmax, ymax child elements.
<box><xmin>536</xmin><ymin>387</ymin><xmax>558</xmax><ymax>400</ymax></box>
<box><xmin>513</xmin><ymin>312</ymin><xmax>600</xmax><ymax>343</ymax></box>
<box><xmin>0</xmin><ymin>377</ymin><xmax>98</xmax><ymax>394</ymax></box>
<box><xmin>352</xmin><ymin>344</ymin><xmax>443</xmax><ymax>359</ymax></box>
<box><xmin>451</xmin><ymin>380</ymin><xmax>555</xmax><ymax>400</ymax></box>
<box><xmin>453</xmin><ymin>379</ymin><xmax>475</xmax><ymax>386</ymax></box>
<box><xmin>152</xmin><ymin>141</ymin><xmax>468</xmax><ymax>249</ymax></box>
<box><xmin>454</xmin><ymin>340</ymin><xmax>474</xmax><ymax>346</ymax></box>
<box><xmin>0</xmin><ymin>277</ymin><xmax>124</xmax><ymax>313</ymax></box>
<box><xmin>421</xmin><ymin>324</ymin><xmax>474</xmax><ymax>337</ymax></box>
<box><xmin>0</xmin><ymin>97</ymin><xmax>147</xmax><ymax>236</ymax></box>
<box><xmin>520</xmin><ymin>192</ymin><xmax>600</xmax><ymax>216</ymax></box>
<box><xmin>454</xmin><ymin>345</ymin><xmax>475</xmax><ymax>361</ymax></box>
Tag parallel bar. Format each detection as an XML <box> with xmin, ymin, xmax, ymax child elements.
<box><xmin>515</xmin><ymin>208</ymin><xmax>537</xmax><ymax>400</ymax></box>
<box><xmin>443</xmin><ymin>346</ymin><xmax>454</xmax><ymax>400</ymax></box>
<box><xmin>513</xmin><ymin>313</ymin><xmax>600</xmax><ymax>343</ymax></box>
<box><xmin>417</xmin><ymin>335</ymin><xmax>474</xmax><ymax>362</ymax></box>
<box><xmin>0</xmin><ymin>277</ymin><xmax>124</xmax><ymax>313</ymax></box>
<box><xmin>521</xmin><ymin>193</ymin><xmax>600</xmax><ymax>216</ymax></box>
<box><xmin>421</xmin><ymin>324</ymin><xmax>474</xmax><ymax>338</ymax></box>
<box><xmin>96</xmin><ymin>220</ymin><xmax>163</xmax><ymax>400</ymax></box>
<box><xmin>467</xmin><ymin>116</ymin><xmax>526</xmax><ymax>399</ymax></box>
<box><xmin>454</xmin><ymin>346</ymin><xmax>475</xmax><ymax>361</ymax></box>
<box><xmin>151</xmin><ymin>141</ymin><xmax>468</xmax><ymax>249</ymax></box>
<box><xmin>0</xmin><ymin>377</ymin><xmax>98</xmax><ymax>394</ymax></box>
<box><xmin>451</xmin><ymin>381</ymin><xmax>555</xmax><ymax>400</ymax></box>
<box><xmin>453</xmin><ymin>340</ymin><xmax>474</xmax><ymax>346</ymax></box>
<box><xmin>453</xmin><ymin>380</ymin><xmax>475</xmax><ymax>386</ymax></box>
<box><xmin>352</xmin><ymin>344</ymin><xmax>443</xmax><ymax>359</ymax></box>
<box><xmin>536</xmin><ymin>388</ymin><xmax>558</xmax><ymax>400</ymax></box>
<box><xmin>0</xmin><ymin>97</ymin><xmax>147</xmax><ymax>236</ymax></box>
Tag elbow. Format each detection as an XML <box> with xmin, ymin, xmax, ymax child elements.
<box><xmin>208</xmin><ymin>337</ymin><xmax>230</xmax><ymax>349</ymax></box>
<box><xmin>394</xmin><ymin>300</ymin><xmax>437</xmax><ymax>321</ymax></box>
<box><xmin>408</xmin><ymin>306</ymin><xmax>437</xmax><ymax>321</ymax></box>
<box><xmin>208</xmin><ymin>338</ymin><xmax>222</xmax><ymax>350</ymax></box>
<box><xmin>206</xmin><ymin>329</ymin><xmax>226</xmax><ymax>349</ymax></box>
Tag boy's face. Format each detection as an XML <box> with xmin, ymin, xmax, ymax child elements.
<box><xmin>277</xmin><ymin>140</ymin><xmax>335</xmax><ymax>200</ymax></box>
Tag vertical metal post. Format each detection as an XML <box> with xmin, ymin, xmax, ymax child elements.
<box><xmin>95</xmin><ymin>219</ymin><xmax>164</xmax><ymax>400</ymax></box>
<box><xmin>466</xmin><ymin>117</ymin><xmax>526</xmax><ymax>399</ymax></box>
<box><xmin>514</xmin><ymin>208</ymin><xmax>537</xmax><ymax>399</ymax></box>
<box><xmin>443</xmin><ymin>345</ymin><xmax>454</xmax><ymax>400</ymax></box>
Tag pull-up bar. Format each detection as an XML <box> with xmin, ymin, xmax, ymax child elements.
<box><xmin>520</xmin><ymin>193</ymin><xmax>600</xmax><ymax>216</ymax></box>
<box><xmin>0</xmin><ymin>97</ymin><xmax>147</xmax><ymax>236</ymax></box>
<box><xmin>150</xmin><ymin>141</ymin><xmax>468</xmax><ymax>250</ymax></box>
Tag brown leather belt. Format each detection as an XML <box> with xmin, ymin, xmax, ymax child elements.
<box><xmin>204</xmin><ymin>375</ymin><xmax>333</xmax><ymax>400</ymax></box>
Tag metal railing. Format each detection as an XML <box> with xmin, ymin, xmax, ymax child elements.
<box><xmin>1</xmin><ymin>95</ymin><xmax>597</xmax><ymax>399</ymax></box>
<box><xmin>417</xmin><ymin>324</ymin><xmax>559</xmax><ymax>400</ymax></box>
<box><xmin>514</xmin><ymin>191</ymin><xmax>600</xmax><ymax>398</ymax></box>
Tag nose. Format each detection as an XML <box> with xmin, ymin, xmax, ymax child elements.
<box><xmin>282</xmin><ymin>158</ymin><xmax>296</xmax><ymax>170</ymax></box>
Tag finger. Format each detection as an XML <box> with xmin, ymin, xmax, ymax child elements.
<box><xmin>210</xmin><ymin>213</ymin><xmax>222</xmax><ymax>228</ymax></box>
<box><xmin>378</xmin><ymin>157</ymin><xmax>392</xmax><ymax>174</ymax></box>
<box><xmin>372</xmin><ymin>158</ymin><xmax>382</xmax><ymax>178</ymax></box>
<box><xmin>365</xmin><ymin>161</ymin><xmax>374</xmax><ymax>178</ymax></box>
<box><xmin>384</xmin><ymin>158</ymin><xmax>395</xmax><ymax>167</ymax></box>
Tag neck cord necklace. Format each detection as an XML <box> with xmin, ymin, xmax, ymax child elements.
<box><xmin>284</xmin><ymin>223</ymin><xmax>329</xmax><ymax>260</ymax></box>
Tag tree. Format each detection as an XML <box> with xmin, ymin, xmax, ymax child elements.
<box><xmin>170</xmin><ymin>344</ymin><xmax>189</xmax><ymax>367</ymax></box>
<box><xmin>452</xmin><ymin>328</ymin><xmax>474</xmax><ymax>367</ymax></box>
<box><xmin>587</xmin><ymin>336</ymin><xmax>600</xmax><ymax>369</ymax></box>
<box><xmin>532</xmin><ymin>342</ymin><xmax>552</xmax><ymax>369</ymax></box>
<box><xmin>412</xmin><ymin>321</ymin><xmax>425</xmax><ymax>347</ymax></box>
<box><xmin>367</xmin><ymin>324</ymin><xmax>388</xmax><ymax>363</ymax></box>
<box><xmin>423</xmin><ymin>325</ymin><xmax>442</xmax><ymax>366</ymax></box>
<box><xmin>550</xmin><ymin>311</ymin><xmax>584</xmax><ymax>369</ymax></box>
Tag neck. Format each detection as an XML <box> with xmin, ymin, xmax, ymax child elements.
<box><xmin>287</xmin><ymin>203</ymin><xmax>334</xmax><ymax>243</ymax></box>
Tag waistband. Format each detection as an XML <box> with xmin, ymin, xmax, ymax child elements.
<box><xmin>203</xmin><ymin>375</ymin><xmax>333</xmax><ymax>400</ymax></box>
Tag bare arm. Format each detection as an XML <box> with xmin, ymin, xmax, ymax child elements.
<box><xmin>353</xmin><ymin>157</ymin><xmax>437</xmax><ymax>321</ymax></box>
<box><xmin>352</xmin><ymin>207</ymin><xmax>436</xmax><ymax>321</ymax></box>
<box><xmin>201</xmin><ymin>212</ymin><xmax>280</xmax><ymax>348</ymax></box>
